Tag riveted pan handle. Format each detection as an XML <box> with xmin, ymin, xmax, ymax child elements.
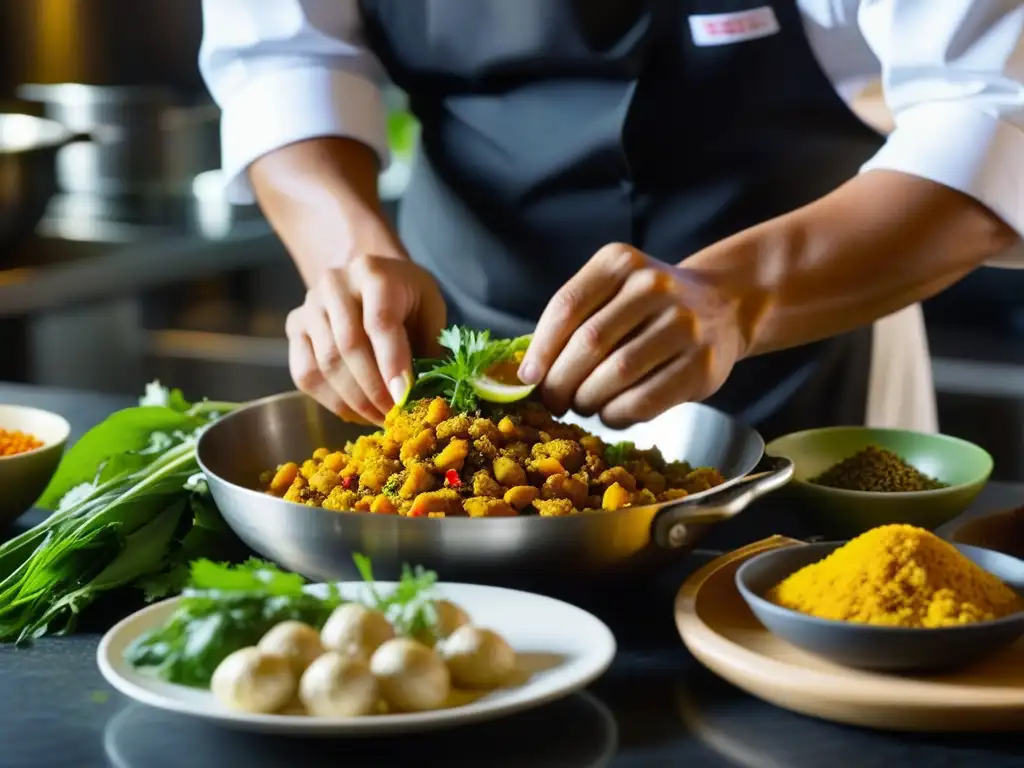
<box><xmin>651</xmin><ymin>455</ymin><xmax>794</xmax><ymax>549</ymax></box>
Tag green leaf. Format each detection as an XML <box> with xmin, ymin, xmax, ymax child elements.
<box><xmin>0</xmin><ymin>521</ymin><xmax>122</xmax><ymax>641</ymax></box>
<box><xmin>189</xmin><ymin>495</ymin><xmax>227</xmax><ymax>533</ymax></box>
<box><xmin>86</xmin><ymin>501</ymin><xmax>186</xmax><ymax>592</ymax></box>
<box><xmin>188</xmin><ymin>558</ymin><xmax>307</xmax><ymax>596</ymax></box>
<box><xmin>137</xmin><ymin>497</ymin><xmax>240</xmax><ymax>603</ymax></box>
<box><xmin>352</xmin><ymin>553</ymin><xmax>437</xmax><ymax>638</ymax></box>
<box><xmin>407</xmin><ymin>326</ymin><xmax>533</xmax><ymax>413</ymax></box>
<box><xmin>138</xmin><ymin>563</ymin><xmax>190</xmax><ymax>602</ymax></box>
<box><xmin>125</xmin><ymin>559</ymin><xmax>344</xmax><ymax>686</ymax></box>
<box><xmin>605</xmin><ymin>441</ymin><xmax>636</xmax><ymax>467</ymax></box>
<box><xmin>139</xmin><ymin>381</ymin><xmax>191</xmax><ymax>410</ymax></box>
<box><xmin>0</xmin><ymin>382</ymin><xmax>240</xmax><ymax>644</ymax></box>
<box><xmin>38</xmin><ymin>407</ymin><xmax>205</xmax><ymax>509</ymax></box>
<box><xmin>352</xmin><ymin>552</ymin><xmax>380</xmax><ymax>604</ymax></box>
<box><xmin>13</xmin><ymin>503</ymin><xmax>184</xmax><ymax>641</ymax></box>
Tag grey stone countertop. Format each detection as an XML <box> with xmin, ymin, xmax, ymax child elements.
<box><xmin>0</xmin><ymin>382</ymin><xmax>1022</xmax><ymax>768</ymax></box>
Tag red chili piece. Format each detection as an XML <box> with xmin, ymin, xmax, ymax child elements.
<box><xmin>445</xmin><ymin>469</ymin><xmax>462</xmax><ymax>488</ymax></box>
<box><xmin>342</xmin><ymin>475</ymin><xmax>355</xmax><ymax>490</ymax></box>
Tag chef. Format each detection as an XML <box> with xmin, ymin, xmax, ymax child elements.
<box><xmin>200</xmin><ymin>1</ymin><xmax>1023</xmax><ymax>436</ymax></box>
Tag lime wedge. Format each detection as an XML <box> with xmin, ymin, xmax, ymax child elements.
<box><xmin>471</xmin><ymin>350</ymin><xmax>535</xmax><ymax>403</ymax></box>
<box><xmin>470</xmin><ymin>375</ymin><xmax>536</xmax><ymax>404</ymax></box>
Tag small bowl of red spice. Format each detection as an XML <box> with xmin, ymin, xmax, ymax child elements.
<box><xmin>0</xmin><ymin>405</ymin><xmax>71</xmax><ymax>524</ymax></box>
<box><xmin>765</xmin><ymin>427</ymin><xmax>992</xmax><ymax>539</ymax></box>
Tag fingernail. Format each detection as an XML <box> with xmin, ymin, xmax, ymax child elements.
<box><xmin>518</xmin><ymin>361</ymin><xmax>540</xmax><ymax>385</ymax></box>
<box><xmin>389</xmin><ymin>372</ymin><xmax>412</xmax><ymax>405</ymax></box>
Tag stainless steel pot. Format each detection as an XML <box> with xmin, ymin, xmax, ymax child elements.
<box><xmin>18</xmin><ymin>84</ymin><xmax>220</xmax><ymax>196</ymax></box>
<box><xmin>0</xmin><ymin>113</ymin><xmax>87</xmax><ymax>254</ymax></box>
<box><xmin>198</xmin><ymin>391</ymin><xmax>793</xmax><ymax>585</ymax></box>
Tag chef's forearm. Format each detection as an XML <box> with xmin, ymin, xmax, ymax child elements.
<box><xmin>248</xmin><ymin>137</ymin><xmax>406</xmax><ymax>286</ymax></box>
<box><xmin>682</xmin><ymin>170</ymin><xmax>1019</xmax><ymax>358</ymax></box>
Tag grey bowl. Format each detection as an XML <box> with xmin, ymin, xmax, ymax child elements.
<box><xmin>735</xmin><ymin>541</ymin><xmax>1024</xmax><ymax>672</ymax></box>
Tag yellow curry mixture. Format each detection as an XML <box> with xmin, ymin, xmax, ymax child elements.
<box><xmin>264</xmin><ymin>397</ymin><xmax>725</xmax><ymax>518</ymax></box>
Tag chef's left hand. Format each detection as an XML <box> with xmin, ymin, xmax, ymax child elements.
<box><xmin>517</xmin><ymin>243</ymin><xmax>750</xmax><ymax>428</ymax></box>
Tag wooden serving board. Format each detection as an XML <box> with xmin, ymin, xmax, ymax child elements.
<box><xmin>674</xmin><ymin>537</ymin><xmax>1024</xmax><ymax>732</ymax></box>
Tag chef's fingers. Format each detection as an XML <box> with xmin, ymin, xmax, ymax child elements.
<box><xmin>540</xmin><ymin>267</ymin><xmax>677</xmax><ymax>415</ymax></box>
<box><xmin>573</xmin><ymin>307</ymin><xmax>692</xmax><ymax>415</ymax></box>
<box><xmin>316</xmin><ymin>271</ymin><xmax>393</xmax><ymax>419</ymax></box>
<box><xmin>285</xmin><ymin>314</ymin><xmax>368</xmax><ymax>424</ymax></box>
<box><xmin>520</xmin><ymin>243</ymin><xmax>644</xmax><ymax>385</ymax></box>
<box><xmin>600</xmin><ymin>347</ymin><xmax>710</xmax><ymax>429</ymax></box>
<box><xmin>300</xmin><ymin>301</ymin><xmax>386</xmax><ymax>425</ymax></box>
<box><xmin>336</xmin><ymin>404</ymin><xmax>377</xmax><ymax>426</ymax></box>
<box><xmin>349</xmin><ymin>255</ymin><xmax>419</xmax><ymax>407</ymax></box>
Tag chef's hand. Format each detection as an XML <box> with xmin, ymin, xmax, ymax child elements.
<box><xmin>286</xmin><ymin>256</ymin><xmax>447</xmax><ymax>425</ymax></box>
<box><xmin>518</xmin><ymin>244</ymin><xmax>749</xmax><ymax>428</ymax></box>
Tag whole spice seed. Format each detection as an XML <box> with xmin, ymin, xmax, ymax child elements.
<box><xmin>0</xmin><ymin>429</ymin><xmax>44</xmax><ymax>457</ymax></box>
<box><xmin>809</xmin><ymin>445</ymin><xmax>948</xmax><ymax>493</ymax></box>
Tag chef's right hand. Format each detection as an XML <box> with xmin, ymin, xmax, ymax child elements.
<box><xmin>286</xmin><ymin>256</ymin><xmax>447</xmax><ymax>425</ymax></box>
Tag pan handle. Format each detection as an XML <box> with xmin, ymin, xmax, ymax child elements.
<box><xmin>651</xmin><ymin>455</ymin><xmax>794</xmax><ymax>549</ymax></box>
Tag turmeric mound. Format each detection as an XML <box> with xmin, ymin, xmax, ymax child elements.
<box><xmin>768</xmin><ymin>524</ymin><xmax>1023</xmax><ymax>628</ymax></box>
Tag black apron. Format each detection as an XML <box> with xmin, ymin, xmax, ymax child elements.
<box><xmin>359</xmin><ymin>0</ymin><xmax>883</xmax><ymax>440</ymax></box>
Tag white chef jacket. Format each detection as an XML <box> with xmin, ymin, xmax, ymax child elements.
<box><xmin>199</xmin><ymin>0</ymin><xmax>1024</xmax><ymax>256</ymax></box>
<box><xmin>198</xmin><ymin>1</ymin><xmax>1024</xmax><ymax>434</ymax></box>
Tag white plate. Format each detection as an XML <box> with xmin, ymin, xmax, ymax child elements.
<box><xmin>97</xmin><ymin>582</ymin><xmax>617</xmax><ymax>737</ymax></box>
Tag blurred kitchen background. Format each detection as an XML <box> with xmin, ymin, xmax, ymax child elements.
<box><xmin>2</xmin><ymin>1</ymin><xmax>1024</xmax><ymax>478</ymax></box>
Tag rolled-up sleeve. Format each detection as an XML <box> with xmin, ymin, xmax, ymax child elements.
<box><xmin>199</xmin><ymin>0</ymin><xmax>390</xmax><ymax>203</ymax></box>
<box><xmin>857</xmin><ymin>0</ymin><xmax>1024</xmax><ymax>245</ymax></box>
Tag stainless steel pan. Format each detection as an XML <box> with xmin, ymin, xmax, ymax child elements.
<box><xmin>198</xmin><ymin>391</ymin><xmax>793</xmax><ymax>585</ymax></box>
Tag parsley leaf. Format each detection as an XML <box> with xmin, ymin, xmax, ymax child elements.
<box><xmin>126</xmin><ymin>554</ymin><xmax>440</xmax><ymax>687</ymax></box>
<box><xmin>353</xmin><ymin>553</ymin><xmax>438</xmax><ymax>639</ymax></box>
<box><xmin>381</xmin><ymin>475</ymin><xmax>401</xmax><ymax>498</ymax></box>
<box><xmin>124</xmin><ymin>559</ymin><xmax>343</xmax><ymax>687</ymax></box>
<box><xmin>605</xmin><ymin>440</ymin><xmax>636</xmax><ymax>467</ymax></box>
<box><xmin>407</xmin><ymin>326</ymin><xmax>532</xmax><ymax>413</ymax></box>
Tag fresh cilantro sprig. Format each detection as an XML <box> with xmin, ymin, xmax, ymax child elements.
<box><xmin>126</xmin><ymin>554</ymin><xmax>439</xmax><ymax>687</ymax></box>
<box><xmin>353</xmin><ymin>553</ymin><xmax>438</xmax><ymax>639</ymax></box>
<box><xmin>604</xmin><ymin>441</ymin><xmax>636</xmax><ymax>467</ymax></box>
<box><xmin>125</xmin><ymin>559</ymin><xmax>343</xmax><ymax>687</ymax></box>
<box><xmin>408</xmin><ymin>326</ymin><xmax>532</xmax><ymax>413</ymax></box>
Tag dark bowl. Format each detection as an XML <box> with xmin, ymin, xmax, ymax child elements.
<box><xmin>945</xmin><ymin>507</ymin><xmax>1024</xmax><ymax>560</ymax></box>
<box><xmin>735</xmin><ymin>541</ymin><xmax>1024</xmax><ymax>672</ymax></box>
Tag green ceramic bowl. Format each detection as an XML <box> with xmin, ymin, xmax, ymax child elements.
<box><xmin>764</xmin><ymin>427</ymin><xmax>993</xmax><ymax>539</ymax></box>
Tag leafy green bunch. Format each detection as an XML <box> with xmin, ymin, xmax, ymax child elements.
<box><xmin>409</xmin><ymin>326</ymin><xmax>532</xmax><ymax>413</ymax></box>
<box><xmin>0</xmin><ymin>383</ymin><xmax>239</xmax><ymax>643</ymax></box>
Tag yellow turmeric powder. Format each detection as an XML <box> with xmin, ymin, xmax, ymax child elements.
<box><xmin>768</xmin><ymin>524</ymin><xmax>1023</xmax><ymax>628</ymax></box>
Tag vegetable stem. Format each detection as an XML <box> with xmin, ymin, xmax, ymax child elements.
<box><xmin>0</xmin><ymin>383</ymin><xmax>241</xmax><ymax>643</ymax></box>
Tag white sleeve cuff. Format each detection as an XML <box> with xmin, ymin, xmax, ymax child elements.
<box><xmin>861</xmin><ymin>101</ymin><xmax>1024</xmax><ymax>264</ymax></box>
<box><xmin>219</xmin><ymin>65</ymin><xmax>390</xmax><ymax>205</ymax></box>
